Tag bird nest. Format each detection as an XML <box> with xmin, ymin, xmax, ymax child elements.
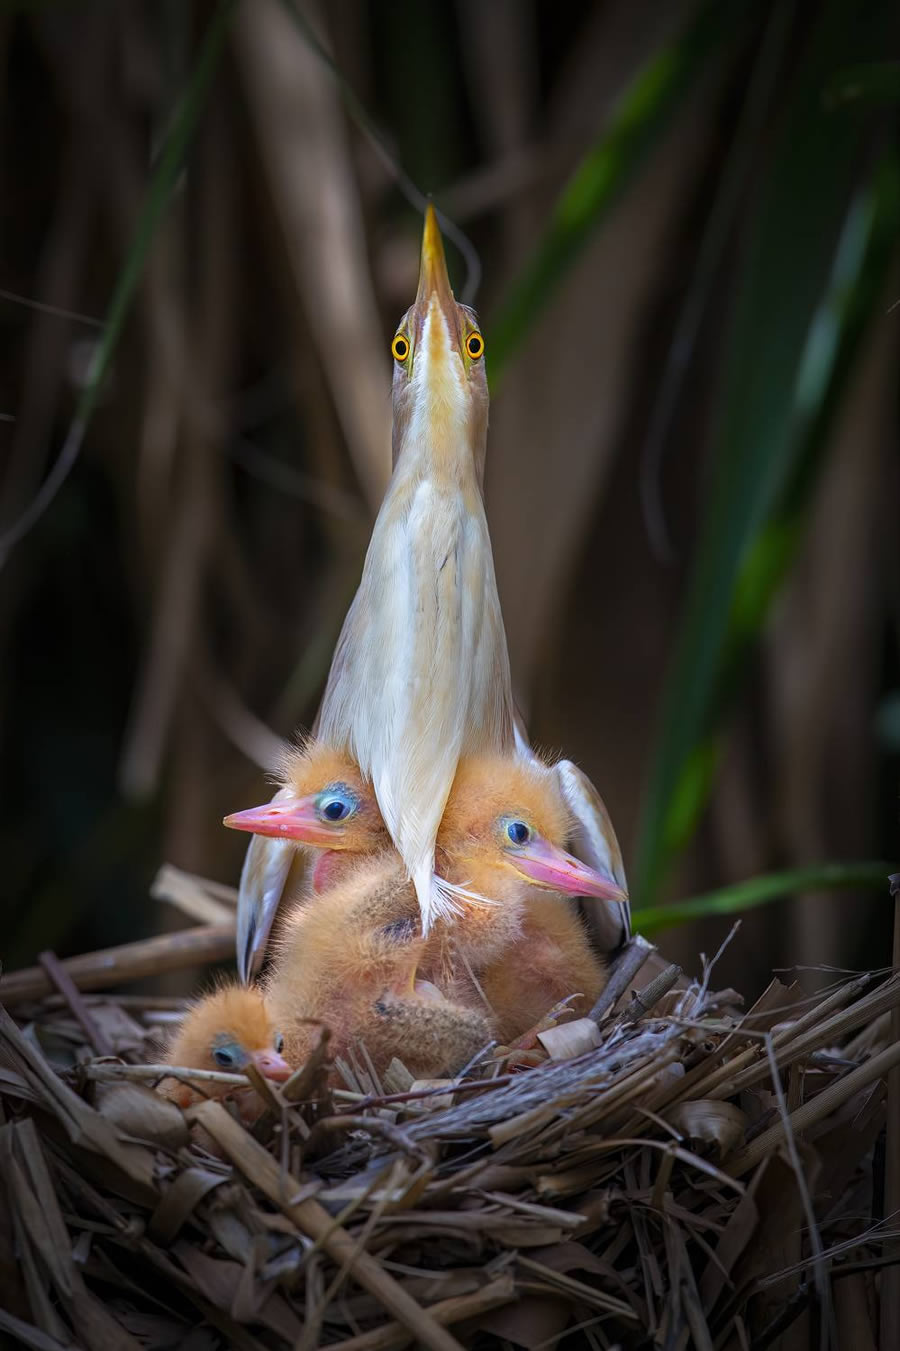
<box><xmin>1</xmin><ymin>882</ymin><xmax>899</xmax><ymax>1351</ymax></box>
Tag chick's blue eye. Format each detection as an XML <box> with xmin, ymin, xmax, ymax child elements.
<box><xmin>316</xmin><ymin>783</ymin><xmax>358</xmax><ymax>823</ymax></box>
<box><xmin>507</xmin><ymin>821</ymin><xmax>530</xmax><ymax>846</ymax></box>
<box><xmin>212</xmin><ymin>1042</ymin><xmax>242</xmax><ymax>1068</ymax></box>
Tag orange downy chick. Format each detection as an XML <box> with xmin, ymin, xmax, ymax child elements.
<box><xmin>264</xmin><ymin>741</ymin><xmax>388</xmax><ymax>867</ymax></box>
<box><xmin>265</xmin><ymin>854</ymin><xmax>492</xmax><ymax>1082</ymax></box>
<box><xmin>225</xmin><ymin>743</ymin><xmax>390</xmax><ymax>970</ymax></box>
<box><xmin>478</xmin><ymin>894</ymin><xmax>605</xmax><ymax>1043</ymax></box>
<box><xmin>261</xmin><ymin>752</ymin><xmax>615</xmax><ymax>1058</ymax></box>
<box><xmin>158</xmin><ymin>984</ymin><xmax>292</xmax><ymax>1118</ymax></box>
<box><xmin>430</xmin><ymin>754</ymin><xmax>609</xmax><ymax>1034</ymax></box>
<box><xmin>226</xmin><ymin>746</ymin><xmax>627</xmax><ymax>1014</ymax></box>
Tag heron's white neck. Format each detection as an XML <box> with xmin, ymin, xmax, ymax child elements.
<box><xmin>395</xmin><ymin>297</ymin><xmax>475</xmax><ymax>487</ymax></box>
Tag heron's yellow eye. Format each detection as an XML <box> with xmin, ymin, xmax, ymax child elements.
<box><xmin>392</xmin><ymin>334</ymin><xmax>410</xmax><ymax>362</ymax></box>
<box><xmin>465</xmin><ymin>332</ymin><xmax>484</xmax><ymax>360</ymax></box>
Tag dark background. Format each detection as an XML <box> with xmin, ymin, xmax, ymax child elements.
<box><xmin>1</xmin><ymin>0</ymin><xmax>898</xmax><ymax>994</ymax></box>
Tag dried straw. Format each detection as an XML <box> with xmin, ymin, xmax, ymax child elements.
<box><xmin>0</xmin><ymin>922</ymin><xmax>897</xmax><ymax>1349</ymax></box>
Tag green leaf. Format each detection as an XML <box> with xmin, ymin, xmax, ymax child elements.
<box><xmin>0</xmin><ymin>0</ymin><xmax>236</xmax><ymax>564</ymax></box>
<box><xmin>487</xmin><ymin>0</ymin><xmax>751</xmax><ymax>380</ymax></box>
<box><xmin>632</xmin><ymin>861</ymin><xmax>895</xmax><ymax>936</ymax></box>
<box><xmin>643</xmin><ymin>153</ymin><xmax>900</xmax><ymax>895</ymax></box>
<box><xmin>633</xmin><ymin>0</ymin><xmax>900</xmax><ymax>908</ymax></box>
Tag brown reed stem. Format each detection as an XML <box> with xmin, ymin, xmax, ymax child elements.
<box><xmin>1</xmin><ymin>924</ymin><xmax>235</xmax><ymax>1004</ymax></box>
<box><xmin>189</xmin><ymin>1099</ymin><xmax>466</xmax><ymax>1351</ymax></box>
<box><xmin>37</xmin><ymin>949</ymin><xmax>115</xmax><ymax>1057</ymax></box>
<box><xmin>589</xmin><ymin>934</ymin><xmax>654</xmax><ymax>1022</ymax></box>
<box><xmin>325</xmin><ymin>1274</ymin><xmax>516</xmax><ymax>1351</ymax></box>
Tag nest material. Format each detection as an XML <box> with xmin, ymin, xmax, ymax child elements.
<box><xmin>0</xmin><ymin>919</ymin><xmax>899</xmax><ymax>1351</ymax></box>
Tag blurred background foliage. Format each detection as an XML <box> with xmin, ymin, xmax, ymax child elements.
<box><xmin>1</xmin><ymin>0</ymin><xmax>898</xmax><ymax>992</ymax></box>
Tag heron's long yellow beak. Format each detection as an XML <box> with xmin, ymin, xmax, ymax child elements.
<box><xmin>412</xmin><ymin>205</ymin><xmax>460</xmax><ymax>354</ymax></box>
<box><xmin>417</xmin><ymin>206</ymin><xmax>454</xmax><ymax>309</ymax></box>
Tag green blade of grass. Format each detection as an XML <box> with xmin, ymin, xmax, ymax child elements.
<box><xmin>0</xmin><ymin>0</ymin><xmax>236</xmax><ymax>566</ymax></box>
<box><xmin>633</xmin><ymin>0</ymin><xmax>900</xmax><ymax>908</ymax></box>
<box><xmin>488</xmin><ymin>0</ymin><xmax>752</xmax><ymax>380</ymax></box>
<box><xmin>719</xmin><ymin>151</ymin><xmax>900</xmax><ymax>684</ymax></box>
<box><xmin>632</xmin><ymin>861</ymin><xmax>895</xmax><ymax>936</ymax></box>
<box><xmin>644</xmin><ymin>152</ymin><xmax>900</xmax><ymax>877</ymax></box>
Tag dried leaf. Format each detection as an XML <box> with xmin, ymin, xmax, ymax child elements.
<box><xmin>0</xmin><ymin>1308</ymin><xmax>73</xmax><ymax>1351</ymax></box>
<box><xmin>149</xmin><ymin>1167</ymin><xmax>230</xmax><ymax>1244</ymax></box>
<box><xmin>0</xmin><ymin>1008</ymin><xmax>157</xmax><ymax>1198</ymax></box>
<box><xmin>407</xmin><ymin>1080</ymin><xmax>456</xmax><ymax>1110</ymax></box>
<box><xmin>668</xmin><ymin>1099</ymin><xmax>747</xmax><ymax>1155</ymax></box>
<box><xmin>476</xmin><ymin>1293</ymin><xmax>570</xmax><ymax>1349</ymax></box>
<box><xmin>82</xmin><ymin>1003</ymin><xmax>155</xmax><ymax>1057</ymax></box>
<box><xmin>382</xmin><ymin>1058</ymin><xmax>416</xmax><ymax>1095</ymax></box>
<box><xmin>94</xmin><ymin>1081</ymin><xmax>190</xmax><ymax>1150</ymax></box>
<box><xmin>536</xmin><ymin>1017</ymin><xmax>602</xmax><ymax>1060</ymax></box>
<box><xmin>175</xmin><ymin>1245</ymin><xmax>303</xmax><ymax>1342</ymax></box>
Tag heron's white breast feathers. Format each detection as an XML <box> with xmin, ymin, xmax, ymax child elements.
<box><xmin>317</xmin><ymin>469</ymin><xmax>513</xmax><ymax>925</ymax></box>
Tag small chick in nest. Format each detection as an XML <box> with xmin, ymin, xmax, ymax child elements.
<box><xmin>239</xmin><ymin>749</ymin><xmax>615</xmax><ymax>1045</ymax></box>
<box><xmin>432</xmin><ymin>754</ymin><xmax>612</xmax><ymax>1034</ymax></box>
<box><xmin>224</xmin><ymin>740</ymin><xmax>390</xmax><ymax>968</ymax></box>
<box><xmin>478</xmin><ymin>894</ymin><xmax>607</xmax><ymax>1044</ymax></box>
<box><xmin>265</xmin><ymin>856</ymin><xmax>493</xmax><ymax>1082</ymax></box>
<box><xmin>158</xmin><ymin>984</ymin><xmax>292</xmax><ymax>1122</ymax></box>
<box><xmin>226</xmin><ymin>739</ymin><xmax>388</xmax><ymax>890</ymax></box>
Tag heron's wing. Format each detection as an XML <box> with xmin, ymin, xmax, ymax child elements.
<box><xmin>554</xmin><ymin>759</ymin><xmax>631</xmax><ymax>952</ymax></box>
<box><xmin>236</xmin><ymin>784</ymin><xmax>296</xmax><ymax>983</ymax></box>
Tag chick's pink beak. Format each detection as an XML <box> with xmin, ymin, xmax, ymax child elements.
<box><xmin>512</xmin><ymin>837</ymin><xmax>629</xmax><ymax>903</ymax></box>
<box><xmin>252</xmin><ymin>1048</ymin><xmax>292</xmax><ymax>1082</ymax></box>
<box><xmin>223</xmin><ymin>795</ymin><xmax>337</xmax><ymax>846</ymax></box>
